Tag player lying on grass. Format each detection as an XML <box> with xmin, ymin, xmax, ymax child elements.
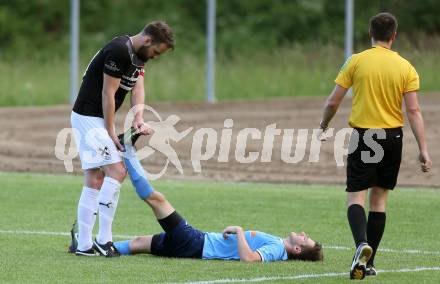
<box><xmin>70</xmin><ymin>131</ymin><xmax>323</xmax><ymax>262</ymax></box>
<box><xmin>119</xmin><ymin>138</ymin><xmax>323</xmax><ymax>262</ymax></box>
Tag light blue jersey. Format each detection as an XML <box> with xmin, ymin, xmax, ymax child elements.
<box><xmin>202</xmin><ymin>231</ymin><xmax>287</xmax><ymax>262</ymax></box>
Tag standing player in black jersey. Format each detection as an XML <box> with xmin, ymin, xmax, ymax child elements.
<box><xmin>70</xmin><ymin>21</ymin><xmax>174</xmax><ymax>257</ymax></box>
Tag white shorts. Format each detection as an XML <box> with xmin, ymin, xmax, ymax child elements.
<box><xmin>71</xmin><ymin>111</ymin><xmax>122</xmax><ymax>170</ymax></box>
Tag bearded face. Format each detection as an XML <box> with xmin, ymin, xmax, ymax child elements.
<box><xmin>136</xmin><ymin>45</ymin><xmax>152</xmax><ymax>62</ymax></box>
<box><xmin>137</xmin><ymin>43</ymin><xmax>169</xmax><ymax>62</ymax></box>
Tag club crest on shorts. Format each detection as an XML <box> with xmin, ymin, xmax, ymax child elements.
<box><xmin>99</xmin><ymin>146</ymin><xmax>111</xmax><ymax>160</ymax></box>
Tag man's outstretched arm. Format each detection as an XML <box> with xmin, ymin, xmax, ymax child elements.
<box><xmin>319</xmin><ymin>84</ymin><xmax>348</xmax><ymax>130</ymax></box>
<box><xmin>223</xmin><ymin>226</ymin><xmax>261</xmax><ymax>262</ymax></box>
<box><xmin>404</xmin><ymin>91</ymin><xmax>432</xmax><ymax>172</ymax></box>
<box><xmin>103</xmin><ymin>74</ymin><xmax>124</xmax><ymax>151</ymax></box>
<box><xmin>131</xmin><ymin>75</ymin><xmax>153</xmax><ymax>135</ymax></box>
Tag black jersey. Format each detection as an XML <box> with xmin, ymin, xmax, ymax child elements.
<box><xmin>73</xmin><ymin>36</ymin><xmax>145</xmax><ymax>117</ymax></box>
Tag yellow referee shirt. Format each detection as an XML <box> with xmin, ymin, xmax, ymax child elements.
<box><xmin>335</xmin><ymin>46</ymin><xmax>419</xmax><ymax>128</ymax></box>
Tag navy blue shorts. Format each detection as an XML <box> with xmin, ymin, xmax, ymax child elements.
<box><xmin>150</xmin><ymin>220</ymin><xmax>205</xmax><ymax>258</ymax></box>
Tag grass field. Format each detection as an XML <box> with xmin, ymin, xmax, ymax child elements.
<box><xmin>1</xmin><ymin>45</ymin><xmax>439</xmax><ymax>106</ymax></box>
<box><xmin>0</xmin><ymin>172</ymin><xmax>439</xmax><ymax>283</ymax></box>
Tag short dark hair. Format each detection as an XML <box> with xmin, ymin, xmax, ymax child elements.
<box><xmin>288</xmin><ymin>242</ymin><xmax>323</xmax><ymax>262</ymax></box>
<box><xmin>142</xmin><ymin>21</ymin><xmax>175</xmax><ymax>49</ymax></box>
<box><xmin>369</xmin><ymin>12</ymin><xmax>398</xmax><ymax>42</ymax></box>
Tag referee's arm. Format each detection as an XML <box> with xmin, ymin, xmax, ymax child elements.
<box><xmin>319</xmin><ymin>84</ymin><xmax>348</xmax><ymax>130</ymax></box>
<box><xmin>404</xmin><ymin>91</ymin><xmax>432</xmax><ymax>172</ymax></box>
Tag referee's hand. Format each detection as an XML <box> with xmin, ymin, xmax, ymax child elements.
<box><xmin>318</xmin><ymin>121</ymin><xmax>330</xmax><ymax>141</ymax></box>
<box><xmin>317</xmin><ymin>126</ymin><xmax>330</xmax><ymax>141</ymax></box>
<box><xmin>419</xmin><ymin>151</ymin><xmax>432</xmax><ymax>172</ymax></box>
<box><xmin>318</xmin><ymin>129</ymin><xmax>328</xmax><ymax>141</ymax></box>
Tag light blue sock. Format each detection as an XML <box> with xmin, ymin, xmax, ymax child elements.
<box><xmin>114</xmin><ymin>240</ymin><xmax>131</xmax><ymax>255</ymax></box>
<box><xmin>123</xmin><ymin>145</ymin><xmax>154</xmax><ymax>200</ymax></box>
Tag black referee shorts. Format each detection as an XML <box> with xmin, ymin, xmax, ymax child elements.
<box><xmin>346</xmin><ymin>127</ymin><xmax>403</xmax><ymax>192</ymax></box>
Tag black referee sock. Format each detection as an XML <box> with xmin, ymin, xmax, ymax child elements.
<box><xmin>367</xmin><ymin>211</ymin><xmax>386</xmax><ymax>266</ymax></box>
<box><xmin>347</xmin><ymin>204</ymin><xmax>367</xmax><ymax>247</ymax></box>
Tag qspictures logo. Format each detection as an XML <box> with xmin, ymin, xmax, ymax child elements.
<box><xmin>55</xmin><ymin>105</ymin><xmax>386</xmax><ymax>180</ymax></box>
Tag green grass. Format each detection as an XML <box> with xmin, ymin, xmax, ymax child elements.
<box><xmin>1</xmin><ymin>45</ymin><xmax>439</xmax><ymax>106</ymax></box>
<box><xmin>0</xmin><ymin>172</ymin><xmax>439</xmax><ymax>283</ymax></box>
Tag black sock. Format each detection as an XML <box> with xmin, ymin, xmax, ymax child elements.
<box><xmin>158</xmin><ymin>211</ymin><xmax>183</xmax><ymax>233</ymax></box>
<box><xmin>367</xmin><ymin>211</ymin><xmax>386</xmax><ymax>266</ymax></box>
<box><xmin>347</xmin><ymin>204</ymin><xmax>367</xmax><ymax>247</ymax></box>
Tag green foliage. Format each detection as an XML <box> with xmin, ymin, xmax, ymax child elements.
<box><xmin>1</xmin><ymin>173</ymin><xmax>440</xmax><ymax>283</ymax></box>
<box><xmin>1</xmin><ymin>1</ymin><xmax>439</xmax><ymax>106</ymax></box>
<box><xmin>1</xmin><ymin>0</ymin><xmax>440</xmax><ymax>59</ymax></box>
<box><xmin>1</xmin><ymin>44</ymin><xmax>439</xmax><ymax>106</ymax></box>
<box><xmin>0</xmin><ymin>0</ymin><xmax>69</xmax><ymax>60</ymax></box>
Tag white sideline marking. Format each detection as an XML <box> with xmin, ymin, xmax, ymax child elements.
<box><xmin>0</xmin><ymin>229</ymin><xmax>136</xmax><ymax>239</ymax></box>
<box><xmin>171</xmin><ymin>267</ymin><xmax>440</xmax><ymax>284</ymax></box>
<box><xmin>324</xmin><ymin>245</ymin><xmax>440</xmax><ymax>256</ymax></box>
<box><xmin>1</xmin><ymin>229</ymin><xmax>440</xmax><ymax>256</ymax></box>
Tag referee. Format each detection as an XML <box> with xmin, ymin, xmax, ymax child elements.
<box><xmin>318</xmin><ymin>13</ymin><xmax>432</xmax><ymax>279</ymax></box>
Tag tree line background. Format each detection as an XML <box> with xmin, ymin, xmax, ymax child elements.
<box><xmin>0</xmin><ymin>0</ymin><xmax>439</xmax><ymax>106</ymax></box>
<box><xmin>1</xmin><ymin>0</ymin><xmax>439</xmax><ymax>60</ymax></box>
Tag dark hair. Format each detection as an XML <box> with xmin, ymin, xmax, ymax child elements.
<box><xmin>288</xmin><ymin>242</ymin><xmax>323</xmax><ymax>262</ymax></box>
<box><xmin>142</xmin><ymin>21</ymin><xmax>175</xmax><ymax>49</ymax></box>
<box><xmin>369</xmin><ymin>12</ymin><xmax>398</xmax><ymax>42</ymax></box>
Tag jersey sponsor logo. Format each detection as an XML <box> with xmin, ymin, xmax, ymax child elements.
<box><xmin>105</xmin><ymin>60</ymin><xmax>120</xmax><ymax>72</ymax></box>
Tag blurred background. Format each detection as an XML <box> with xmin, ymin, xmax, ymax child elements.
<box><xmin>1</xmin><ymin>3</ymin><xmax>440</xmax><ymax>281</ymax></box>
<box><xmin>1</xmin><ymin>0</ymin><xmax>439</xmax><ymax>106</ymax></box>
<box><xmin>0</xmin><ymin>0</ymin><xmax>439</xmax><ymax>186</ymax></box>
